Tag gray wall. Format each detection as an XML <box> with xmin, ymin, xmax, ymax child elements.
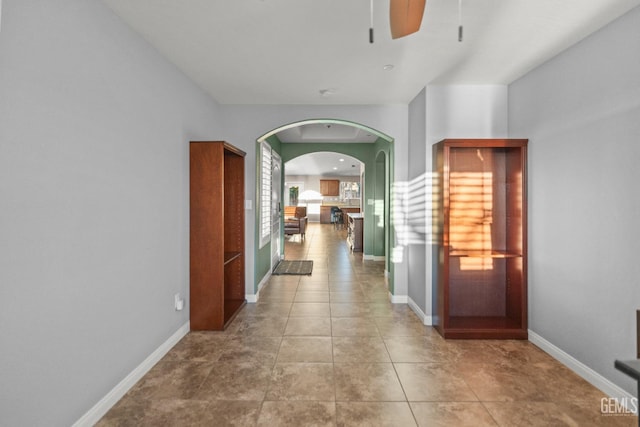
<box><xmin>405</xmin><ymin>85</ymin><xmax>509</xmax><ymax>319</ymax></box>
<box><xmin>0</xmin><ymin>0</ymin><xmax>224</xmax><ymax>425</ymax></box>
<box><xmin>407</xmin><ymin>88</ymin><xmax>427</xmax><ymax>313</ymax></box>
<box><xmin>509</xmin><ymin>6</ymin><xmax>640</xmax><ymax>396</ymax></box>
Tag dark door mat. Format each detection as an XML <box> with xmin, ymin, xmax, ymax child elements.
<box><xmin>273</xmin><ymin>260</ymin><xmax>313</xmax><ymax>275</ymax></box>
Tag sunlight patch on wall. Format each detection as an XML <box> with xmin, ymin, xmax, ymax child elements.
<box><xmin>391</xmin><ymin>172</ymin><xmax>435</xmax><ymax>263</ymax></box>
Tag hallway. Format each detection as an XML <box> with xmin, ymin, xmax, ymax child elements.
<box><xmin>99</xmin><ymin>224</ymin><xmax>635</xmax><ymax>426</ymax></box>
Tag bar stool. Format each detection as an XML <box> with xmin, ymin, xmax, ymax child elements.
<box><xmin>334</xmin><ymin>210</ymin><xmax>344</xmax><ymax>230</ymax></box>
<box><xmin>330</xmin><ymin>206</ymin><xmax>340</xmax><ymax>225</ymax></box>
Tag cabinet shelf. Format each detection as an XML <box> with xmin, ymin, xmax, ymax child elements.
<box><xmin>449</xmin><ymin>250</ymin><xmax>522</xmax><ymax>258</ymax></box>
<box><xmin>224</xmin><ymin>251</ymin><xmax>242</xmax><ymax>265</ymax></box>
<box><xmin>445</xmin><ymin>316</ymin><xmax>526</xmax><ymax>339</ymax></box>
<box><xmin>223</xmin><ymin>299</ymin><xmax>246</xmax><ymax>328</ymax></box>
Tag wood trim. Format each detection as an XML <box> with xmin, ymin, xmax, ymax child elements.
<box><xmin>190</xmin><ymin>140</ymin><xmax>246</xmax><ymax>157</ymax></box>
<box><xmin>440</xmin><ymin>139</ymin><xmax>528</xmax><ymax>148</ymax></box>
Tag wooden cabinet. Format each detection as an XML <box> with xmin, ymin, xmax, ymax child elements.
<box><xmin>432</xmin><ymin>139</ymin><xmax>527</xmax><ymax>339</ymax></box>
<box><xmin>347</xmin><ymin>213</ymin><xmax>364</xmax><ymax>252</ymax></box>
<box><xmin>190</xmin><ymin>141</ymin><xmax>246</xmax><ymax>330</ymax></box>
<box><xmin>320</xmin><ymin>206</ymin><xmax>333</xmax><ymax>224</ymax></box>
<box><xmin>320</xmin><ymin>179</ymin><xmax>340</xmax><ymax>196</ymax></box>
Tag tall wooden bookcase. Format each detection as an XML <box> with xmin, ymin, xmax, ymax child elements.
<box><xmin>433</xmin><ymin>139</ymin><xmax>528</xmax><ymax>339</ymax></box>
<box><xmin>190</xmin><ymin>141</ymin><xmax>246</xmax><ymax>330</ymax></box>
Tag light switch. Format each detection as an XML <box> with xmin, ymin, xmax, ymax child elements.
<box><xmin>245</xmin><ymin>200</ymin><xmax>252</xmax><ymax>210</ymax></box>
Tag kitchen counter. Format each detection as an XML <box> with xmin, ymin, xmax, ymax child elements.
<box><xmin>319</xmin><ymin>205</ymin><xmax>361</xmax><ymax>224</ymax></box>
<box><xmin>321</xmin><ymin>202</ymin><xmax>360</xmax><ymax>208</ymax></box>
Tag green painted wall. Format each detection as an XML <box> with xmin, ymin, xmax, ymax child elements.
<box><xmin>373</xmin><ymin>152</ymin><xmax>386</xmax><ymax>257</ymax></box>
<box><xmin>374</xmin><ymin>138</ymin><xmax>394</xmax><ymax>293</ymax></box>
<box><xmin>253</xmin><ymin>135</ymin><xmax>282</xmax><ymax>292</ymax></box>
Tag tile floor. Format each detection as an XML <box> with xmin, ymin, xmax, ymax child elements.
<box><xmin>99</xmin><ymin>223</ymin><xmax>637</xmax><ymax>426</ymax></box>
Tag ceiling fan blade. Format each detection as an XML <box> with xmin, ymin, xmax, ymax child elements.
<box><xmin>390</xmin><ymin>0</ymin><xmax>426</xmax><ymax>39</ymax></box>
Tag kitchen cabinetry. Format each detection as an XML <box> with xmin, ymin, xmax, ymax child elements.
<box><xmin>432</xmin><ymin>139</ymin><xmax>528</xmax><ymax>339</ymax></box>
<box><xmin>320</xmin><ymin>179</ymin><xmax>340</xmax><ymax>196</ymax></box>
<box><xmin>347</xmin><ymin>213</ymin><xmax>363</xmax><ymax>252</ymax></box>
<box><xmin>320</xmin><ymin>206</ymin><xmax>333</xmax><ymax>224</ymax></box>
<box><xmin>190</xmin><ymin>141</ymin><xmax>246</xmax><ymax>330</ymax></box>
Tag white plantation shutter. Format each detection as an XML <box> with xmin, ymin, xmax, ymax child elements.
<box><xmin>260</xmin><ymin>141</ymin><xmax>272</xmax><ymax>248</ymax></box>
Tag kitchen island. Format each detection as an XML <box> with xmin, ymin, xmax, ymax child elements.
<box><xmin>319</xmin><ymin>205</ymin><xmax>360</xmax><ymax>224</ymax></box>
<box><xmin>346</xmin><ymin>213</ymin><xmax>364</xmax><ymax>252</ymax></box>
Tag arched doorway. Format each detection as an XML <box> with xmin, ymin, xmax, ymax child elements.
<box><xmin>254</xmin><ymin>119</ymin><xmax>396</xmax><ymax>293</ymax></box>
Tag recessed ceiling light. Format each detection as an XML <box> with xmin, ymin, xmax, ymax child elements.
<box><xmin>333</xmin><ymin>167</ymin><xmax>338</xmax><ymax>170</ymax></box>
<box><xmin>383</xmin><ymin>64</ymin><xmax>394</xmax><ymax>71</ymax></box>
<box><xmin>339</xmin><ymin>158</ymin><xmax>345</xmax><ymax>162</ymax></box>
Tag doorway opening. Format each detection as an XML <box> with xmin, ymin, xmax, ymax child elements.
<box><xmin>284</xmin><ymin>152</ymin><xmax>363</xmax><ymax>225</ymax></box>
<box><xmin>255</xmin><ymin>119</ymin><xmax>395</xmax><ymax>295</ymax></box>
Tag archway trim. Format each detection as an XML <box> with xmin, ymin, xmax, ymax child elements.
<box><xmin>257</xmin><ymin>118</ymin><xmax>394</xmax><ymax>144</ymax></box>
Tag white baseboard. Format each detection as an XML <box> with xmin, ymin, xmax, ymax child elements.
<box><xmin>407</xmin><ymin>297</ymin><xmax>433</xmax><ymax>326</ymax></box>
<box><xmin>73</xmin><ymin>322</ymin><xmax>190</xmax><ymax>426</ymax></box>
<box><xmin>528</xmin><ymin>329</ymin><xmax>637</xmax><ymax>411</ymax></box>
<box><xmin>248</xmin><ymin>271</ymin><xmax>272</xmax><ymax>303</ymax></box>
<box><xmin>364</xmin><ymin>255</ymin><xmax>386</xmax><ymax>261</ymax></box>
<box><xmin>389</xmin><ymin>293</ymin><xmax>408</xmax><ymax>304</ymax></box>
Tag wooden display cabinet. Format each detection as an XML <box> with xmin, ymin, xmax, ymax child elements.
<box><xmin>190</xmin><ymin>141</ymin><xmax>246</xmax><ymax>330</ymax></box>
<box><xmin>432</xmin><ymin>139</ymin><xmax>528</xmax><ymax>339</ymax></box>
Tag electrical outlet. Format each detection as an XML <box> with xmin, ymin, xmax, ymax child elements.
<box><xmin>174</xmin><ymin>293</ymin><xmax>184</xmax><ymax>311</ymax></box>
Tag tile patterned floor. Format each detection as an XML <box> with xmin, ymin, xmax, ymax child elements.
<box><xmin>99</xmin><ymin>223</ymin><xmax>637</xmax><ymax>426</ymax></box>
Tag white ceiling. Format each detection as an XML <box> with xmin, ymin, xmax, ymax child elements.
<box><xmin>101</xmin><ymin>0</ymin><xmax>638</xmax><ymax>175</ymax></box>
<box><xmin>286</xmin><ymin>152</ymin><xmax>363</xmax><ymax>177</ymax></box>
<box><xmin>277</xmin><ymin>123</ymin><xmax>378</xmax><ymax>143</ymax></box>
<box><xmin>102</xmin><ymin>0</ymin><xmax>639</xmax><ymax>105</ymax></box>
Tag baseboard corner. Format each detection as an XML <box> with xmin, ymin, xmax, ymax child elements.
<box><xmin>407</xmin><ymin>297</ymin><xmax>433</xmax><ymax>325</ymax></box>
<box><xmin>250</xmin><ymin>271</ymin><xmax>272</xmax><ymax>303</ymax></box>
<box><xmin>389</xmin><ymin>293</ymin><xmax>408</xmax><ymax>304</ymax></box>
<box><xmin>73</xmin><ymin>322</ymin><xmax>190</xmax><ymax>427</ymax></box>
<box><xmin>528</xmin><ymin>329</ymin><xmax>637</xmax><ymax>408</ymax></box>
